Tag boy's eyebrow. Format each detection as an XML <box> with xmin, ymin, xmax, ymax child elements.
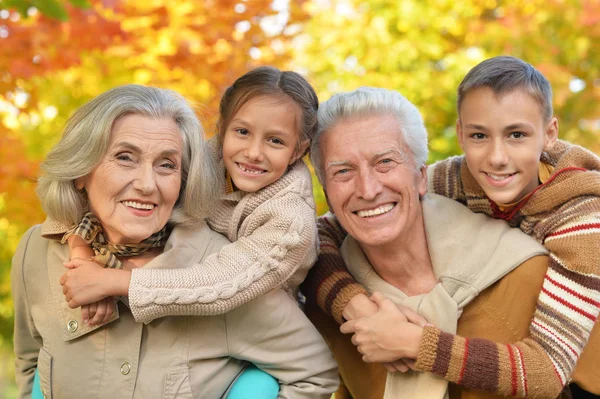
<box><xmin>464</xmin><ymin>123</ymin><xmax>487</xmax><ymax>130</ymax></box>
<box><xmin>504</xmin><ymin>122</ymin><xmax>533</xmax><ymax>131</ymax></box>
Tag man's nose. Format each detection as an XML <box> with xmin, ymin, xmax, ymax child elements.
<box><xmin>356</xmin><ymin>169</ymin><xmax>383</xmax><ymax>200</ymax></box>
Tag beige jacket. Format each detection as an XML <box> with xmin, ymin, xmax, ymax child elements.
<box><xmin>12</xmin><ymin>223</ymin><xmax>338</xmax><ymax>399</ymax></box>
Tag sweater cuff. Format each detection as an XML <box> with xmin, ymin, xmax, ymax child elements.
<box><xmin>315</xmin><ymin>271</ymin><xmax>368</xmax><ymax>325</ymax></box>
<box><xmin>415</xmin><ymin>324</ymin><xmax>444</xmax><ymax>373</ymax></box>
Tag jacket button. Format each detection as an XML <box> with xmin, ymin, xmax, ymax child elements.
<box><xmin>120</xmin><ymin>362</ymin><xmax>131</xmax><ymax>375</ymax></box>
<box><xmin>67</xmin><ymin>320</ymin><xmax>78</xmax><ymax>333</ymax></box>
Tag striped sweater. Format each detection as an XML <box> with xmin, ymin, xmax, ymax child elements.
<box><xmin>302</xmin><ymin>140</ymin><xmax>600</xmax><ymax>397</ymax></box>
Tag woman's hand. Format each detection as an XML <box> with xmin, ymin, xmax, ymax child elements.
<box><xmin>60</xmin><ymin>259</ymin><xmax>131</xmax><ymax>309</ymax></box>
<box><xmin>340</xmin><ymin>292</ymin><xmax>428</xmax><ymax>363</ymax></box>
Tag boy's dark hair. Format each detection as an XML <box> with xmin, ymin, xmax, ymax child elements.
<box><xmin>457</xmin><ymin>56</ymin><xmax>553</xmax><ymax>122</ymax></box>
<box><xmin>217</xmin><ymin>66</ymin><xmax>318</xmax><ymax>157</ymax></box>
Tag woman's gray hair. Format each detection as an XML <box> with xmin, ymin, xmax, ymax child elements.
<box><xmin>37</xmin><ymin>84</ymin><xmax>221</xmax><ymax>227</ymax></box>
<box><xmin>310</xmin><ymin>87</ymin><xmax>428</xmax><ymax>185</ymax></box>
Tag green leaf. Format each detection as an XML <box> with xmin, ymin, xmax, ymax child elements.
<box><xmin>68</xmin><ymin>0</ymin><xmax>91</xmax><ymax>9</ymax></box>
<box><xmin>31</xmin><ymin>0</ymin><xmax>69</xmax><ymax>21</ymax></box>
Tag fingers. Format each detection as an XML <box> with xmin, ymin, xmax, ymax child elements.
<box><xmin>82</xmin><ymin>304</ymin><xmax>90</xmax><ymax>323</ymax></box>
<box><xmin>340</xmin><ymin>319</ymin><xmax>357</xmax><ymax>334</ymax></box>
<box><xmin>89</xmin><ymin>300</ymin><xmax>106</xmax><ymax>326</ymax></box>
<box><xmin>390</xmin><ymin>360</ymin><xmax>410</xmax><ymax>373</ymax></box>
<box><xmin>403</xmin><ymin>359</ymin><xmax>416</xmax><ymax>370</ymax></box>
<box><xmin>402</xmin><ymin>306</ymin><xmax>428</xmax><ymax>327</ymax></box>
<box><xmin>63</xmin><ymin>260</ymin><xmax>79</xmax><ymax>269</ymax></box>
<box><xmin>88</xmin><ymin>301</ymin><xmax>97</xmax><ymax>323</ymax></box>
<box><xmin>60</xmin><ymin>273</ymin><xmax>67</xmax><ymax>286</ymax></box>
<box><xmin>102</xmin><ymin>298</ymin><xmax>115</xmax><ymax>324</ymax></box>
<box><xmin>370</xmin><ymin>291</ymin><xmax>385</xmax><ymax>305</ymax></box>
<box><xmin>384</xmin><ymin>363</ymin><xmax>397</xmax><ymax>373</ymax></box>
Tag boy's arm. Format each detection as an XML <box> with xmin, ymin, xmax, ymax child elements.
<box><xmin>415</xmin><ymin>210</ymin><xmax>600</xmax><ymax>396</ymax></box>
<box><xmin>301</xmin><ymin>212</ymin><xmax>371</xmax><ymax>324</ymax></box>
<box><xmin>11</xmin><ymin>227</ymin><xmax>44</xmax><ymax>399</ymax></box>
<box><xmin>128</xmin><ymin>193</ymin><xmax>319</xmax><ymax>323</ymax></box>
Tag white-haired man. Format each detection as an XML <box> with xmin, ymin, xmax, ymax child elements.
<box><xmin>304</xmin><ymin>87</ymin><xmax>550</xmax><ymax>399</ymax></box>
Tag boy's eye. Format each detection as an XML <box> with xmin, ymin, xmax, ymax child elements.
<box><xmin>510</xmin><ymin>131</ymin><xmax>525</xmax><ymax>139</ymax></box>
<box><xmin>235</xmin><ymin>128</ymin><xmax>249</xmax><ymax>135</ymax></box>
<box><xmin>470</xmin><ymin>133</ymin><xmax>486</xmax><ymax>140</ymax></box>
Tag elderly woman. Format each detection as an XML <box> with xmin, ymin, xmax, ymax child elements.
<box><xmin>11</xmin><ymin>84</ymin><xmax>338</xmax><ymax>399</ymax></box>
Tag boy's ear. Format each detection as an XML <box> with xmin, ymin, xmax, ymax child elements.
<box><xmin>544</xmin><ymin>117</ymin><xmax>559</xmax><ymax>151</ymax></box>
<box><xmin>290</xmin><ymin>138</ymin><xmax>310</xmax><ymax>165</ymax></box>
<box><xmin>456</xmin><ymin>119</ymin><xmax>466</xmax><ymax>151</ymax></box>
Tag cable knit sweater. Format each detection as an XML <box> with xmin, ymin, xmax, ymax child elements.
<box><xmin>126</xmin><ymin>157</ymin><xmax>318</xmax><ymax>323</ymax></box>
<box><xmin>302</xmin><ymin>140</ymin><xmax>600</xmax><ymax>397</ymax></box>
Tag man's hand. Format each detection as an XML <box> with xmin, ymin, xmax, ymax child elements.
<box><xmin>342</xmin><ymin>293</ymin><xmax>379</xmax><ymax>321</ymax></box>
<box><xmin>340</xmin><ymin>292</ymin><xmax>428</xmax><ymax>363</ymax></box>
<box><xmin>60</xmin><ymin>259</ymin><xmax>130</xmax><ymax>309</ymax></box>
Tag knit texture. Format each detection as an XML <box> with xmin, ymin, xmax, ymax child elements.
<box><xmin>128</xmin><ymin>157</ymin><xmax>318</xmax><ymax>323</ymax></box>
<box><xmin>301</xmin><ymin>140</ymin><xmax>600</xmax><ymax>397</ymax></box>
<box><xmin>416</xmin><ymin>140</ymin><xmax>600</xmax><ymax>397</ymax></box>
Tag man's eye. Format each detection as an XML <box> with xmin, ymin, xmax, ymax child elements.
<box><xmin>335</xmin><ymin>169</ymin><xmax>349</xmax><ymax>175</ymax></box>
<box><xmin>380</xmin><ymin>158</ymin><xmax>392</xmax><ymax>164</ymax></box>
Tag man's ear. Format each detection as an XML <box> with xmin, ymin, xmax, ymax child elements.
<box><xmin>323</xmin><ymin>190</ymin><xmax>334</xmax><ymax>215</ymax></box>
<box><xmin>290</xmin><ymin>139</ymin><xmax>310</xmax><ymax>165</ymax></box>
<box><xmin>456</xmin><ymin>119</ymin><xmax>465</xmax><ymax>151</ymax></box>
<box><xmin>418</xmin><ymin>165</ymin><xmax>428</xmax><ymax>197</ymax></box>
<box><xmin>544</xmin><ymin>117</ymin><xmax>559</xmax><ymax>151</ymax></box>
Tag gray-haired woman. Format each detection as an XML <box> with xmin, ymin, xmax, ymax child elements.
<box><xmin>12</xmin><ymin>84</ymin><xmax>338</xmax><ymax>399</ymax></box>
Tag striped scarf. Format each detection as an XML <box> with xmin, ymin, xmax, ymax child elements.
<box><xmin>62</xmin><ymin>212</ymin><xmax>169</xmax><ymax>269</ymax></box>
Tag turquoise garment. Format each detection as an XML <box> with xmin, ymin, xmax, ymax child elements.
<box><xmin>31</xmin><ymin>365</ymin><xmax>279</xmax><ymax>398</ymax></box>
<box><xmin>227</xmin><ymin>365</ymin><xmax>279</xmax><ymax>399</ymax></box>
<box><xmin>32</xmin><ymin>368</ymin><xmax>43</xmax><ymax>399</ymax></box>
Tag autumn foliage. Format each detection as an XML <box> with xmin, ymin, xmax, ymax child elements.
<box><xmin>0</xmin><ymin>0</ymin><xmax>599</xmax><ymax>393</ymax></box>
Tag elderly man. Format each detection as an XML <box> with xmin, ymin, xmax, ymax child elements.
<box><xmin>305</xmin><ymin>87</ymin><xmax>551</xmax><ymax>399</ymax></box>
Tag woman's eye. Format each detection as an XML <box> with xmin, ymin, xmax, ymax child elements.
<box><xmin>160</xmin><ymin>162</ymin><xmax>175</xmax><ymax>169</ymax></box>
<box><xmin>116</xmin><ymin>153</ymin><xmax>133</xmax><ymax>162</ymax></box>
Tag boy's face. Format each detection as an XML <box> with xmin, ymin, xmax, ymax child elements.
<box><xmin>457</xmin><ymin>87</ymin><xmax>558</xmax><ymax>204</ymax></box>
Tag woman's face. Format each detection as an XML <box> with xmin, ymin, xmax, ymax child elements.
<box><xmin>76</xmin><ymin>114</ymin><xmax>183</xmax><ymax>244</ymax></box>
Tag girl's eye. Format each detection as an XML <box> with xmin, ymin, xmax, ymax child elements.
<box><xmin>268</xmin><ymin>137</ymin><xmax>284</xmax><ymax>145</ymax></box>
<box><xmin>235</xmin><ymin>128</ymin><xmax>249</xmax><ymax>136</ymax></box>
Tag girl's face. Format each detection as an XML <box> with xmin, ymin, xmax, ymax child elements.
<box><xmin>222</xmin><ymin>95</ymin><xmax>308</xmax><ymax>192</ymax></box>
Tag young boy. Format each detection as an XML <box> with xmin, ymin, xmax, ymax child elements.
<box><xmin>303</xmin><ymin>56</ymin><xmax>600</xmax><ymax>397</ymax></box>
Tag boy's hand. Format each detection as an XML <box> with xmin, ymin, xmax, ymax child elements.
<box><xmin>342</xmin><ymin>292</ymin><xmax>379</xmax><ymax>321</ymax></box>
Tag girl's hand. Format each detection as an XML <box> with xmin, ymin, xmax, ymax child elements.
<box><xmin>82</xmin><ymin>297</ymin><xmax>116</xmax><ymax>326</ymax></box>
<box><xmin>60</xmin><ymin>259</ymin><xmax>131</xmax><ymax>308</ymax></box>
<box><xmin>340</xmin><ymin>292</ymin><xmax>428</xmax><ymax>363</ymax></box>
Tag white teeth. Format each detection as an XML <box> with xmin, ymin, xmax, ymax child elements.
<box><xmin>357</xmin><ymin>204</ymin><xmax>395</xmax><ymax>218</ymax></box>
<box><xmin>486</xmin><ymin>173</ymin><xmax>514</xmax><ymax>181</ymax></box>
<box><xmin>123</xmin><ymin>201</ymin><xmax>154</xmax><ymax>210</ymax></box>
<box><xmin>238</xmin><ymin>164</ymin><xmax>265</xmax><ymax>175</ymax></box>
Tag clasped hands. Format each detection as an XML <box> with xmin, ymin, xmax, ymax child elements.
<box><xmin>340</xmin><ymin>292</ymin><xmax>428</xmax><ymax>373</ymax></box>
<box><xmin>60</xmin><ymin>257</ymin><xmax>116</xmax><ymax>326</ymax></box>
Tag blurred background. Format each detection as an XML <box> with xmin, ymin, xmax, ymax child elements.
<box><xmin>0</xmin><ymin>0</ymin><xmax>598</xmax><ymax>396</ymax></box>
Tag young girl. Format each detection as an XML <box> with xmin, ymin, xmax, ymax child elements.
<box><xmin>55</xmin><ymin>67</ymin><xmax>330</xmax><ymax>396</ymax></box>
<box><xmin>303</xmin><ymin>56</ymin><xmax>600</xmax><ymax>398</ymax></box>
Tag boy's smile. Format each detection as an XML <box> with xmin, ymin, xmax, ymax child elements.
<box><xmin>457</xmin><ymin>87</ymin><xmax>558</xmax><ymax>204</ymax></box>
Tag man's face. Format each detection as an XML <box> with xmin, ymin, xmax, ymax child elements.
<box><xmin>457</xmin><ymin>87</ymin><xmax>558</xmax><ymax>204</ymax></box>
<box><xmin>321</xmin><ymin>114</ymin><xmax>427</xmax><ymax>250</ymax></box>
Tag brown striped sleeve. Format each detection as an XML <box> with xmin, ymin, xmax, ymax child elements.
<box><xmin>302</xmin><ymin>213</ymin><xmax>368</xmax><ymax>324</ymax></box>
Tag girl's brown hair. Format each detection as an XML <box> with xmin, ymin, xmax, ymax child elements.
<box><xmin>217</xmin><ymin>66</ymin><xmax>318</xmax><ymax>157</ymax></box>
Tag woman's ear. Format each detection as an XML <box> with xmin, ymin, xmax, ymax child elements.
<box><xmin>74</xmin><ymin>176</ymin><xmax>86</xmax><ymax>191</ymax></box>
<box><xmin>290</xmin><ymin>139</ymin><xmax>310</xmax><ymax>165</ymax></box>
